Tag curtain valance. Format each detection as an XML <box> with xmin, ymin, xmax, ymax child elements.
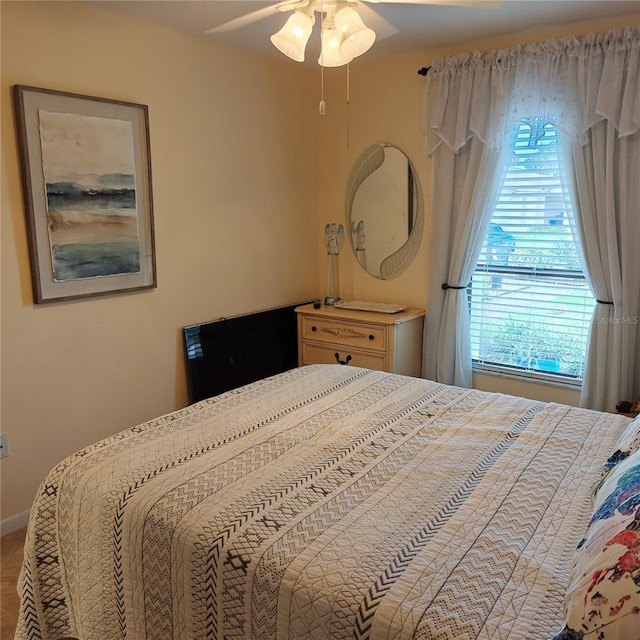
<box><xmin>423</xmin><ymin>27</ymin><xmax>639</xmax><ymax>154</ymax></box>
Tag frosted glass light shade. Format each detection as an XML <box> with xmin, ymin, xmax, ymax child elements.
<box><xmin>318</xmin><ymin>28</ymin><xmax>351</xmax><ymax>67</ymax></box>
<box><xmin>336</xmin><ymin>6</ymin><xmax>375</xmax><ymax>60</ymax></box>
<box><xmin>270</xmin><ymin>11</ymin><xmax>314</xmax><ymax>62</ymax></box>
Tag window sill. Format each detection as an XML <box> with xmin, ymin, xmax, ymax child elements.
<box><xmin>472</xmin><ymin>363</ymin><xmax>583</xmax><ymax>391</ymax></box>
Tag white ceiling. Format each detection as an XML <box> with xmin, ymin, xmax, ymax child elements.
<box><xmin>88</xmin><ymin>0</ymin><xmax>640</xmax><ymax>66</ymax></box>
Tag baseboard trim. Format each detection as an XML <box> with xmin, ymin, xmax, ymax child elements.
<box><xmin>1</xmin><ymin>510</ymin><xmax>30</xmax><ymax>537</ymax></box>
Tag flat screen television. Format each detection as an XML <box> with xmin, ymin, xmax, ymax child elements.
<box><xmin>183</xmin><ymin>301</ymin><xmax>313</xmax><ymax>404</ymax></box>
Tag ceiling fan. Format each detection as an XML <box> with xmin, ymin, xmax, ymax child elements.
<box><xmin>205</xmin><ymin>0</ymin><xmax>497</xmax><ymax>67</ymax></box>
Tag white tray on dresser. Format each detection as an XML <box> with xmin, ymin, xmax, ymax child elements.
<box><xmin>334</xmin><ymin>300</ymin><xmax>407</xmax><ymax>314</ymax></box>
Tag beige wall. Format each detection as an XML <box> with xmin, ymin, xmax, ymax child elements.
<box><xmin>0</xmin><ymin>1</ymin><xmax>319</xmax><ymax>523</ymax></box>
<box><xmin>1</xmin><ymin>2</ymin><xmax>637</xmax><ymax>527</ymax></box>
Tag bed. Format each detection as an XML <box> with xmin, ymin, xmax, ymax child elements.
<box><xmin>15</xmin><ymin>364</ymin><xmax>640</xmax><ymax>640</ymax></box>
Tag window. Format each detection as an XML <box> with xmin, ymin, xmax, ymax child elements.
<box><xmin>469</xmin><ymin>118</ymin><xmax>595</xmax><ymax>381</ymax></box>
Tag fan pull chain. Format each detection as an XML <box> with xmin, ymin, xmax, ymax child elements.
<box><xmin>346</xmin><ymin>62</ymin><xmax>350</xmax><ymax>148</ymax></box>
<box><xmin>319</xmin><ymin>0</ymin><xmax>326</xmax><ymax>115</ymax></box>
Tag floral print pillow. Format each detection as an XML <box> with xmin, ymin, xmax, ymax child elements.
<box><xmin>605</xmin><ymin>415</ymin><xmax>640</xmax><ymax>470</ymax></box>
<box><xmin>554</xmin><ymin>448</ymin><xmax>640</xmax><ymax>640</ymax></box>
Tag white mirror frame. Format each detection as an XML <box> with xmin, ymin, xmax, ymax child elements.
<box><xmin>345</xmin><ymin>143</ymin><xmax>423</xmax><ymax>280</ymax></box>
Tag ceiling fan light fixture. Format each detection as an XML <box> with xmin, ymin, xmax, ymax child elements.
<box><xmin>319</xmin><ymin>26</ymin><xmax>352</xmax><ymax>67</ymax></box>
<box><xmin>335</xmin><ymin>6</ymin><xmax>376</xmax><ymax>60</ymax></box>
<box><xmin>270</xmin><ymin>10</ymin><xmax>314</xmax><ymax>62</ymax></box>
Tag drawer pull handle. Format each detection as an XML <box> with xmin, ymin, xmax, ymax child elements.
<box><xmin>369</xmin><ymin>335</ymin><xmax>374</xmax><ymax>340</ymax></box>
<box><xmin>311</xmin><ymin>326</ymin><xmax>317</xmax><ymax>331</ymax></box>
<box><xmin>334</xmin><ymin>353</ymin><xmax>352</xmax><ymax>365</ymax></box>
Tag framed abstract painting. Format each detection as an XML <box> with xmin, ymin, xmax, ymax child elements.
<box><xmin>13</xmin><ymin>85</ymin><xmax>156</xmax><ymax>303</ymax></box>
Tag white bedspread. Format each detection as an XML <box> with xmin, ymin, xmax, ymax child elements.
<box><xmin>15</xmin><ymin>365</ymin><xmax>630</xmax><ymax>640</ymax></box>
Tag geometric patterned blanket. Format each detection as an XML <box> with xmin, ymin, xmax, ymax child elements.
<box><xmin>15</xmin><ymin>365</ymin><xmax>630</xmax><ymax>640</ymax></box>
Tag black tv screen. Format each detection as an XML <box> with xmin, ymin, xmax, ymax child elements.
<box><xmin>183</xmin><ymin>301</ymin><xmax>312</xmax><ymax>404</ymax></box>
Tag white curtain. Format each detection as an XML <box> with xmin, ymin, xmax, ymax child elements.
<box><xmin>422</xmin><ymin>138</ymin><xmax>503</xmax><ymax>387</ymax></box>
<box><xmin>567</xmin><ymin>123</ymin><xmax>640</xmax><ymax>410</ymax></box>
<box><xmin>422</xmin><ymin>28</ymin><xmax>640</xmax><ymax>408</ymax></box>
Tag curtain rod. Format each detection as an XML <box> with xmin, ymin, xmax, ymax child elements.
<box><xmin>417</xmin><ymin>66</ymin><xmax>430</xmax><ymax>76</ymax></box>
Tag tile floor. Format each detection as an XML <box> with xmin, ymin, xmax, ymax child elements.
<box><xmin>1</xmin><ymin>527</ymin><xmax>26</xmax><ymax>639</ymax></box>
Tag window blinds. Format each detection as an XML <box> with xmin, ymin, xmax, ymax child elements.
<box><xmin>469</xmin><ymin>119</ymin><xmax>595</xmax><ymax>380</ymax></box>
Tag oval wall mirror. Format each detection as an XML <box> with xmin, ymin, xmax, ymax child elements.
<box><xmin>346</xmin><ymin>143</ymin><xmax>423</xmax><ymax>280</ymax></box>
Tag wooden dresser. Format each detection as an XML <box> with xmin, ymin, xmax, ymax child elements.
<box><xmin>295</xmin><ymin>303</ymin><xmax>425</xmax><ymax>377</ymax></box>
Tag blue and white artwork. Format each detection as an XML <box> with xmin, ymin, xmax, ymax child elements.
<box><xmin>38</xmin><ymin>110</ymin><xmax>141</xmax><ymax>281</ymax></box>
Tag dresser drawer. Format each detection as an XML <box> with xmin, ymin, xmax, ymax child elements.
<box><xmin>301</xmin><ymin>316</ymin><xmax>386</xmax><ymax>352</ymax></box>
<box><xmin>301</xmin><ymin>343</ymin><xmax>386</xmax><ymax>370</ymax></box>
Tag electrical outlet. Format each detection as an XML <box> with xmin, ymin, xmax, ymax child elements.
<box><xmin>0</xmin><ymin>433</ymin><xmax>9</xmax><ymax>459</ymax></box>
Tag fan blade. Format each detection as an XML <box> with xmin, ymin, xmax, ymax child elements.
<box><xmin>364</xmin><ymin>0</ymin><xmax>499</xmax><ymax>6</ymax></box>
<box><xmin>205</xmin><ymin>2</ymin><xmax>299</xmax><ymax>34</ymax></box>
<box><xmin>354</xmin><ymin>2</ymin><xmax>398</xmax><ymax>41</ymax></box>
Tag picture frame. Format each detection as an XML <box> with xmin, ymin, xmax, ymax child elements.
<box><xmin>13</xmin><ymin>85</ymin><xmax>157</xmax><ymax>303</ymax></box>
